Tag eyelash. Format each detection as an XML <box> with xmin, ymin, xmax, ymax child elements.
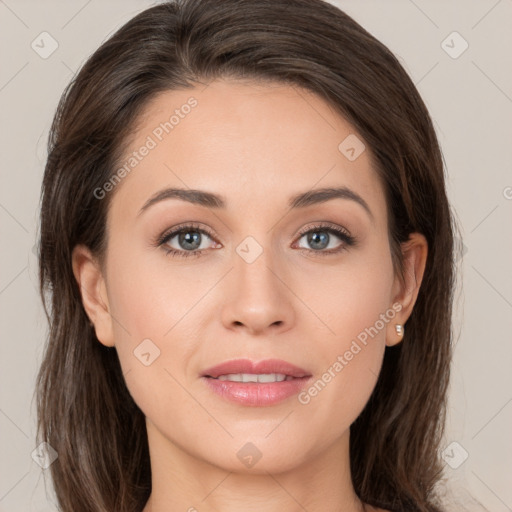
<box><xmin>155</xmin><ymin>222</ymin><xmax>356</xmax><ymax>259</ymax></box>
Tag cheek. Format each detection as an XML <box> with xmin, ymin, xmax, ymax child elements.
<box><xmin>296</xmin><ymin>288</ymin><xmax>391</xmax><ymax>439</ymax></box>
<box><xmin>106</xmin><ymin>245</ymin><xmax>204</xmax><ymax>340</ymax></box>
<box><xmin>300</xmin><ymin>243</ymin><xmax>395</xmax><ymax>345</ymax></box>
<box><xmin>103</xmin><ymin>262</ymin><xmax>194</xmax><ymax>423</ymax></box>
<box><xmin>103</xmin><ymin>242</ymin><xmax>217</xmax><ymax>404</ymax></box>
<box><xmin>296</xmin><ymin>245</ymin><xmax>394</xmax><ymax>414</ymax></box>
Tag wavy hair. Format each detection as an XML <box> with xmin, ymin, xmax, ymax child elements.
<box><xmin>36</xmin><ymin>0</ymin><xmax>457</xmax><ymax>510</ymax></box>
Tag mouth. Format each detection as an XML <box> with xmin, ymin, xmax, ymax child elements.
<box><xmin>200</xmin><ymin>358</ymin><xmax>312</xmax><ymax>406</ymax></box>
<box><xmin>205</xmin><ymin>373</ymin><xmax>301</xmax><ymax>383</ymax></box>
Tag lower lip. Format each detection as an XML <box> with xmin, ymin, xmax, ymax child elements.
<box><xmin>202</xmin><ymin>376</ymin><xmax>312</xmax><ymax>406</ymax></box>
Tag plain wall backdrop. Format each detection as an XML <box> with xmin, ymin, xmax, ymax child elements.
<box><xmin>0</xmin><ymin>0</ymin><xmax>511</xmax><ymax>510</ymax></box>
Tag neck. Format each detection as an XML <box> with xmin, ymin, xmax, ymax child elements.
<box><xmin>142</xmin><ymin>419</ymin><xmax>367</xmax><ymax>512</ymax></box>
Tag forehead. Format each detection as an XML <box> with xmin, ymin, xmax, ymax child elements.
<box><xmin>108</xmin><ymin>78</ymin><xmax>387</xmax><ymax>225</ymax></box>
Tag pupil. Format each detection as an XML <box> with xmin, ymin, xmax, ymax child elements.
<box><xmin>179</xmin><ymin>231</ymin><xmax>201</xmax><ymax>250</ymax></box>
<box><xmin>308</xmin><ymin>231</ymin><xmax>328</xmax><ymax>250</ymax></box>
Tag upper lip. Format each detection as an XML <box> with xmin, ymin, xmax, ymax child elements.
<box><xmin>201</xmin><ymin>358</ymin><xmax>311</xmax><ymax>379</ymax></box>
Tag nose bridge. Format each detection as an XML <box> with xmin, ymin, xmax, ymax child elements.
<box><xmin>220</xmin><ymin>233</ymin><xmax>295</xmax><ymax>334</ymax></box>
<box><xmin>236</xmin><ymin>235</ymin><xmax>278</xmax><ymax>295</ymax></box>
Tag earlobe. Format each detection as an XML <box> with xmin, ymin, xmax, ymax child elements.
<box><xmin>387</xmin><ymin>322</ymin><xmax>405</xmax><ymax>347</ymax></box>
<box><xmin>386</xmin><ymin>233</ymin><xmax>428</xmax><ymax>347</ymax></box>
<box><xmin>71</xmin><ymin>245</ymin><xmax>115</xmax><ymax>347</ymax></box>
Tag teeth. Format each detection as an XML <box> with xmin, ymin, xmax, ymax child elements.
<box><xmin>216</xmin><ymin>373</ymin><xmax>291</xmax><ymax>383</ymax></box>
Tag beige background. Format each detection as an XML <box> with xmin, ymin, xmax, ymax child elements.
<box><xmin>1</xmin><ymin>0</ymin><xmax>511</xmax><ymax>510</ymax></box>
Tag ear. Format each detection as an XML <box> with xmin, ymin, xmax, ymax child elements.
<box><xmin>71</xmin><ymin>244</ymin><xmax>115</xmax><ymax>347</ymax></box>
<box><xmin>386</xmin><ymin>232</ymin><xmax>428</xmax><ymax>347</ymax></box>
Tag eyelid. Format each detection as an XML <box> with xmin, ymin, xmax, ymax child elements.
<box><xmin>155</xmin><ymin>222</ymin><xmax>219</xmax><ymax>246</ymax></box>
<box><xmin>295</xmin><ymin>221</ymin><xmax>351</xmax><ymax>239</ymax></box>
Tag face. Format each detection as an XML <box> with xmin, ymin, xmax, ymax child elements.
<box><xmin>76</xmin><ymin>78</ymin><xmax>417</xmax><ymax>474</ymax></box>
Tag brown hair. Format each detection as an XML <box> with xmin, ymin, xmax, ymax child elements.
<box><xmin>36</xmin><ymin>0</ymin><xmax>457</xmax><ymax>510</ymax></box>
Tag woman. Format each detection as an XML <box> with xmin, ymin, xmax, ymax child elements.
<box><xmin>36</xmin><ymin>0</ymin><xmax>456</xmax><ymax>510</ymax></box>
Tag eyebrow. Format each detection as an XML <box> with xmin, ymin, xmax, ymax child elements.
<box><xmin>137</xmin><ymin>186</ymin><xmax>374</xmax><ymax>222</ymax></box>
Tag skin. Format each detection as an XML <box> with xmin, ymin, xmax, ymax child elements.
<box><xmin>72</xmin><ymin>78</ymin><xmax>427</xmax><ymax>512</ymax></box>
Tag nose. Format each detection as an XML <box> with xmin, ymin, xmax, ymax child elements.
<box><xmin>220</xmin><ymin>244</ymin><xmax>296</xmax><ymax>336</ymax></box>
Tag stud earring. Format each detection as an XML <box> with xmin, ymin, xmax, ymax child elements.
<box><xmin>395</xmin><ymin>324</ymin><xmax>404</xmax><ymax>337</ymax></box>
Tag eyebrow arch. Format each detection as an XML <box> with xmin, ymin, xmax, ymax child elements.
<box><xmin>138</xmin><ymin>188</ymin><xmax>226</xmax><ymax>216</ymax></box>
<box><xmin>288</xmin><ymin>186</ymin><xmax>374</xmax><ymax>222</ymax></box>
<box><xmin>137</xmin><ymin>186</ymin><xmax>373</xmax><ymax>222</ymax></box>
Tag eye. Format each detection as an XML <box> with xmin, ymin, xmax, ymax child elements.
<box><xmin>156</xmin><ymin>223</ymin><xmax>221</xmax><ymax>259</ymax></box>
<box><xmin>294</xmin><ymin>223</ymin><xmax>356</xmax><ymax>256</ymax></box>
<box><xmin>154</xmin><ymin>221</ymin><xmax>356</xmax><ymax>259</ymax></box>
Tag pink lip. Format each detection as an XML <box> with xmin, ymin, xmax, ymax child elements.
<box><xmin>201</xmin><ymin>358</ymin><xmax>312</xmax><ymax>407</ymax></box>
<box><xmin>201</xmin><ymin>358</ymin><xmax>311</xmax><ymax>378</ymax></box>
